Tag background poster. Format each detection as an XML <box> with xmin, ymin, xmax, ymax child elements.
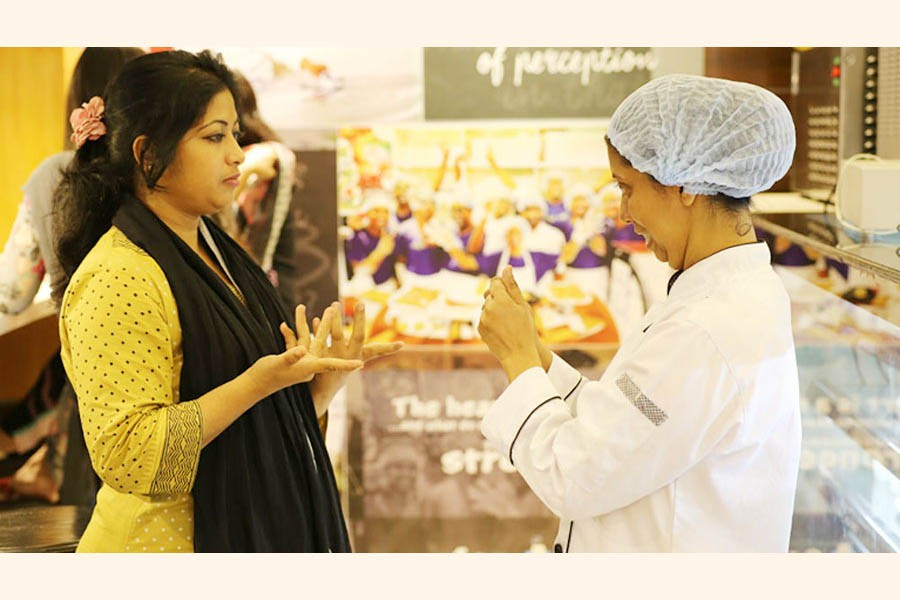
<box><xmin>336</xmin><ymin>122</ymin><xmax>674</xmax><ymax>345</ymax></box>
<box><xmin>345</xmin><ymin>367</ymin><xmax>562</xmax><ymax>552</ymax></box>
<box><xmin>424</xmin><ymin>47</ymin><xmax>657</xmax><ymax>119</ymax></box>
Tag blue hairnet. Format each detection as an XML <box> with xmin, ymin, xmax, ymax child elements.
<box><xmin>607</xmin><ymin>74</ymin><xmax>796</xmax><ymax>198</ymax></box>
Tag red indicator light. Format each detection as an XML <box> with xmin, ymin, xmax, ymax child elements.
<box><xmin>831</xmin><ymin>65</ymin><xmax>841</xmax><ymax>78</ymax></box>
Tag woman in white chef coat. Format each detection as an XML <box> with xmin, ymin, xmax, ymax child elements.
<box><xmin>477</xmin><ymin>74</ymin><xmax>802</xmax><ymax>552</ymax></box>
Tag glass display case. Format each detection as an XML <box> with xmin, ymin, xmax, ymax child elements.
<box><xmin>754</xmin><ymin>206</ymin><xmax>900</xmax><ymax>552</ymax></box>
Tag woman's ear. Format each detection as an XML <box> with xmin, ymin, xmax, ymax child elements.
<box><xmin>132</xmin><ymin>135</ymin><xmax>146</xmax><ymax>166</ymax></box>
<box><xmin>131</xmin><ymin>135</ymin><xmax>155</xmax><ymax>177</ymax></box>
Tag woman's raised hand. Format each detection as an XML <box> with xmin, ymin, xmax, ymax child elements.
<box><xmin>307</xmin><ymin>302</ymin><xmax>403</xmax><ymax>414</ymax></box>
<box><xmin>251</xmin><ymin>304</ymin><xmax>363</xmax><ymax>397</ymax></box>
<box><xmin>311</xmin><ymin>301</ymin><xmax>403</xmax><ymax>364</ymax></box>
<box><xmin>274</xmin><ymin>301</ymin><xmax>403</xmax><ymax>417</ymax></box>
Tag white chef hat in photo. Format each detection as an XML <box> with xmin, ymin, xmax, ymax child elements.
<box><xmin>541</xmin><ymin>170</ymin><xmax>568</xmax><ymax>187</ymax></box>
<box><xmin>359</xmin><ymin>189</ymin><xmax>394</xmax><ymax>214</ymax></box>
<box><xmin>434</xmin><ymin>188</ymin><xmax>470</xmax><ymax>213</ymax></box>
<box><xmin>409</xmin><ymin>186</ymin><xmax>436</xmax><ymax>210</ymax></box>
<box><xmin>448</xmin><ymin>188</ymin><xmax>475</xmax><ymax>209</ymax></box>
<box><xmin>607</xmin><ymin>74</ymin><xmax>796</xmax><ymax>198</ymax></box>
<box><xmin>475</xmin><ymin>177</ymin><xmax>512</xmax><ymax>204</ymax></box>
<box><xmin>513</xmin><ymin>185</ymin><xmax>545</xmax><ymax>213</ymax></box>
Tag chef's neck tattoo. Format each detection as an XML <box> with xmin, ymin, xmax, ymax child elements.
<box><xmin>735</xmin><ymin>220</ymin><xmax>752</xmax><ymax>236</ymax></box>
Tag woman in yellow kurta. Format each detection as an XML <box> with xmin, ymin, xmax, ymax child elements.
<box><xmin>60</xmin><ymin>227</ymin><xmax>202</xmax><ymax>551</ymax></box>
<box><xmin>53</xmin><ymin>50</ymin><xmax>399</xmax><ymax>552</ymax></box>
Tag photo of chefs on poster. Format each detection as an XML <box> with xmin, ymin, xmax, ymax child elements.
<box><xmin>336</xmin><ymin>123</ymin><xmax>675</xmax><ymax>346</ymax></box>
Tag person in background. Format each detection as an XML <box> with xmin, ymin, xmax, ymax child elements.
<box><xmin>467</xmin><ymin>179</ymin><xmax>519</xmax><ymax>278</ymax></box>
<box><xmin>558</xmin><ymin>183</ymin><xmax>615</xmax><ymax>300</ymax></box>
<box><xmin>365</xmin><ymin>436</ymin><xmax>426</xmax><ymax>519</ymax></box>
<box><xmin>478</xmin><ymin>74</ymin><xmax>801</xmax><ymax>552</ymax></box>
<box><xmin>542</xmin><ymin>171</ymin><xmax>570</xmax><ymax>227</ymax></box>
<box><xmin>497</xmin><ymin>187</ymin><xmax>567</xmax><ymax>296</ymax></box>
<box><xmin>0</xmin><ymin>47</ymin><xmax>145</xmax><ymax>507</ymax></box>
<box><xmin>443</xmin><ymin>191</ymin><xmax>481</xmax><ymax>276</ymax></box>
<box><xmin>1</xmin><ymin>47</ymin><xmax>144</xmax><ymax>313</ymax></box>
<box><xmin>53</xmin><ymin>49</ymin><xmax>400</xmax><ymax>552</ymax></box>
<box><xmin>394</xmin><ymin>189</ymin><xmax>449</xmax><ymax>281</ymax></box>
<box><xmin>390</xmin><ymin>178</ymin><xmax>415</xmax><ymax>228</ymax></box>
<box><xmin>388</xmin><ymin>147</ymin><xmax>452</xmax><ymax>234</ymax></box>
<box><xmin>345</xmin><ymin>190</ymin><xmax>397</xmax><ymax>286</ymax></box>
<box><xmin>224</xmin><ymin>71</ymin><xmax>305</xmax><ymax>311</ymax></box>
<box><xmin>516</xmin><ymin>188</ymin><xmax>566</xmax><ymax>287</ymax></box>
<box><xmin>497</xmin><ymin>222</ymin><xmax>537</xmax><ymax>294</ymax></box>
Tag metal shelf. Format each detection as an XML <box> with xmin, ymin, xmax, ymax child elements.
<box><xmin>752</xmin><ymin>210</ymin><xmax>900</xmax><ymax>284</ymax></box>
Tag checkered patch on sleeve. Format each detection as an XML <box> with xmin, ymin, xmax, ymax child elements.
<box><xmin>615</xmin><ymin>373</ymin><xmax>668</xmax><ymax>426</ymax></box>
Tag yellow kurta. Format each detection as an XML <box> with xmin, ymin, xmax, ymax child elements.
<box><xmin>59</xmin><ymin>227</ymin><xmax>201</xmax><ymax>552</ymax></box>
<box><xmin>61</xmin><ymin>225</ymin><xmax>329</xmax><ymax>552</ymax></box>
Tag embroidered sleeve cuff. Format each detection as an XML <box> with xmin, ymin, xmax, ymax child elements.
<box><xmin>481</xmin><ymin>367</ymin><xmax>564</xmax><ymax>464</ymax></box>
<box><xmin>150</xmin><ymin>401</ymin><xmax>203</xmax><ymax>495</ymax></box>
<box><xmin>547</xmin><ymin>353</ymin><xmax>584</xmax><ymax>402</ymax></box>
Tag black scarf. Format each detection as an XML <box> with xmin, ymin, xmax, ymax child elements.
<box><xmin>113</xmin><ymin>195</ymin><xmax>350</xmax><ymax>552</ymax></box>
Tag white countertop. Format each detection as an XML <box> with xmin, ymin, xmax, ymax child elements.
<box><xmin>0</xmin><ymin>280</ymin><xmax>56</xmax><ymax>337</ymax></box>
<box><xmin>751</xmin><ymin>192</ymin><xmax>832</xmax><ymax>214</ymax></box>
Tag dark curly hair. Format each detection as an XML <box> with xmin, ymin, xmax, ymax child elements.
<box><xmin>53</xmin><ymin>49</ymin><xmax>240</xmax><ymax>305</ymax></box>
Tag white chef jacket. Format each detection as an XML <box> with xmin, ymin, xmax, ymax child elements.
<box><xmin>481</xmin><ymin>242</ymin><xmax>802</xmax><ymax>552</ymax></box>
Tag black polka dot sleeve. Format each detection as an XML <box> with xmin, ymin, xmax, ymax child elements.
<box><xmin>59</xmin><ymin>255</ymin><xmax>202</xmax><ymax>496</ymax></box>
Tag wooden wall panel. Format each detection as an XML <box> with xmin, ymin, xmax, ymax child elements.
<box><xmin>705</xmin><ymin>47</ymin><xmax>795</xmax><ymax>192</ymax></box>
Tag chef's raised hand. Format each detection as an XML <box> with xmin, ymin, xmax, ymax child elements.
<box><xmin>478</xmin><ymin>266</ymin><xmax>542</xmax><ymax>382</ymax></box>
<box><xmin>500</xmin><ymin>266</ymin><xmax>553</xmax><ymax>371</ymax></box>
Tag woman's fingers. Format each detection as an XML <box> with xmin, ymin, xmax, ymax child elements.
<box><xmin>349</xmin><ymin>302</ymin><xmax>366</xmax><ymax>354</ymax></box>
<box><xmin>330</xmin><ymin>301</ymin><xmax>344</xmax><ymax>343</ymax></box>
<box><xmin>361</xmin><ymin>341</ymin><xmax>403</xmax><ymax>361</ymax></box>
<box><xmin>311</xmin><ymin>307</ymin><xmax>333</xmax><ymax>355</ymax></box>
<box><xmin>295</xmin><ymin>304</ymin><xmax>310</xmax><ymax>348</ymax></box>
<box><xmin>280</xmin><ymin>322</ymin><xmax>297</xmax><ymax>349</ymax></box>
<box><xmin>308</xmin><ymin>356</ymin><xmax>363</xmax><ymax>373</ymax></box>
<box><xmin>282</xmin><ymin>345</ymin><xmax>306</xmax><ymax>364</ymax></box>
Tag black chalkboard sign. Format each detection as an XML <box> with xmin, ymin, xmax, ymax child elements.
<box><xmin>424</xmin><ymin>47</ymin><xmax>656</xmax><ymax>120</ymax></box>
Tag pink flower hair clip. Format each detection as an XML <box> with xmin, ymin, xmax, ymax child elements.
<box><xmin>69</xmin><ymin>96</ymin><xmax>107</xmax><ymax>149</ymax></box>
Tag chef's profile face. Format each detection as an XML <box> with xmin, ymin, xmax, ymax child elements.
<box><xmin>606</xmin><ymin>141</ymin><xmax>690</xmax><ymax>270</ymax></box>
